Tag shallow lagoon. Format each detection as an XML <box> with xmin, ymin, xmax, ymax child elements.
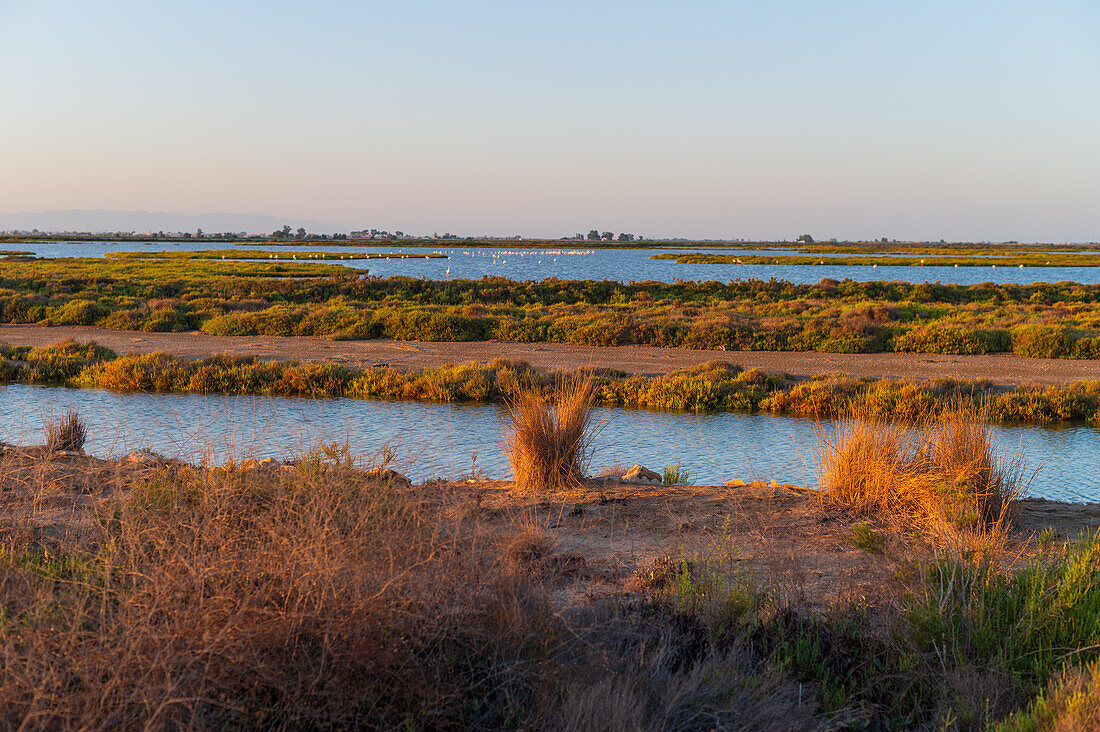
<box><xmin>21</xmin><ymin>240</ymin><xmax>1100</xmax><ymax>285</ymax></box>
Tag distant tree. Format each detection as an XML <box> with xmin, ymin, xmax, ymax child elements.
<box><xmin>196</xmin><ymin>228</ymin><xmax>204</xmax><ymax>238</ymax></box>
<box><xmin>797</xmin><ymin>234</ymin><xmax>814</xmax><ymax>244</ymax></box>
<box><xmin>295</xmin><ymin>227</ymin><xmax>307</xmax><ymax>240</ymax></box>
<box><xmin>617</xmin><ymin>233</ymin><xmax>635</xmax><ymax>242</ymax></box>
<box><xmin>600</xmin><ymin>231</ymin><xmax>613</xmax><ymax>241</ymax></box>
<box><xmin>587</xmin><ymin>230</ymin><xmax>600</xmax><ymax>241</ymax></box>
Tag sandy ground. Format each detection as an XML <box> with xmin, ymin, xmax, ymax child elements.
<box><xmin>9</xmin><ymin>444</ymin><xmax>1098</xmax><ymax>614</ymax></box>
<box><xmin>3</xmin><ymin>324</ymin><xmax>1100</xmax><ymax>386</ymax></box>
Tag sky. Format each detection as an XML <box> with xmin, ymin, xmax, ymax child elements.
<box><xmin>1</xmin><ymin>0</ymin><xmax>1098</xmax><ymax>241</ymax></box>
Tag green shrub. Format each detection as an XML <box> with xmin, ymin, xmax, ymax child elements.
<box><xmin>662</xmin><ymin>460</ymin><xmax>692</xmax><ymax>485</ymax></box>
<box><xmin>849</xmin><ymin>524</ymin><xmax>886</xmax><ymax>554</ymax></box>
<box><xmin>895</xmin><ymin>327</ymin><xmax>1012</xmax><ymax>355</ymax></box>
<box><xmin>49</xmin><ymin>298</ymin><xmax>105</xmax><ymax>326</ymax></box>
<box><xmin>908</xmin><ymin>531</ymin><xmax>1100</xmax><ymax>685</ymax></box>
<box><xmin>23</xmin><ymin>341</ymin><xmax>116</xmax><ymax>382</ymax></box>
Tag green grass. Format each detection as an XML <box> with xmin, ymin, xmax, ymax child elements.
<box><xmin>908</xmin><ymin>530</ymin><xmax>1100</xmax><ymax>684</ymax></box>
<box><xmin>662</xmin><ymin>460</ymin><xmax>692</xmax><ymax>485</ymax></box>
<box><xmin>641</xmin><ymin>525</ymin><xmax>1100</xmax><ymax>727</ymax></box>
<box><xmin>849</xmin><ymin>523</ymin><xmax>887</xmax><ymax>554</ymax></box>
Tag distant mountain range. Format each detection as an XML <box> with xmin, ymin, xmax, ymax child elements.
<box><xmin>0</xmin><ymin>209</ymin><xmax>342</xmax><ymax>235</ymax></box>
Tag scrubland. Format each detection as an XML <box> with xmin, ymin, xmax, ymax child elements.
<box><xmin>1</xmin><ymin>393</ymin><xmax>1099</xmax><ymax>729</ymax></box>
<box><xmin>4</xmin><ymin>255</ymin><xmax>1100</xmax><ymax>358</ymax></box>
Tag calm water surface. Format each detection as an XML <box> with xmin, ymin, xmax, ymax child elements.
<box><xmin>22</xmin><ymin>240</ymin><xmax>1100</xmax><ymax>286</ymax></box>
<box><xmin>2</xmin><ymin>384</ymin><xmax>1097</xmax><ymax>503</ymax></box>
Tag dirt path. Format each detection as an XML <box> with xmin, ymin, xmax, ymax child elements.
<box><xmin>4</xmin><ymin>324</ymin><xmax>1100</xmax><ymax>386</ymax></box>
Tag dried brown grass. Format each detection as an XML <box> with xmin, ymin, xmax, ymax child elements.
<box><xmin>818</xmin><ymin>405</ymin><xmax>1027</xmax><ymax>544</ymax></box>
<box><xmin>0</xmin><ymin>450</ymin><xmax>556</xmax><ymax>728</ymax></box>
<box><xmin>504</xmin><ymin>517</ymin><xmax>558</xmax><ymax>567</ymax></box>
<box><xmin>505</xmin><ymin>378</ymin><xmax>595</xmax><ymax>493</ymax></box>
<box><xmin>0</xmin><ymin>442</ymin><xmax>831</xmax><ymax>729</ymax></box>
<box><xmin>44</xmin><ymin>409</ymin><xmax>86</xmax><ymax>453</ymax></box>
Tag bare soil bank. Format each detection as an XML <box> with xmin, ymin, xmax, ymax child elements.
<box><xmin>4</xmin><ymin>324</ymin><xmax>1100</xmax><ymax>386</ymax></box>
<box><xmin>10</xmin><ymin>445</ymin><xmax>1099</xmax><ymax>614</ymax></box>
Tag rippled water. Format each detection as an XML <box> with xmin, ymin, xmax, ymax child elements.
<box><xmin>20</xmin><ymin>240</ymin><xmax>1100</xmax><ymax>285</ymax></box>
<box><xmin>2</xmin><ymin>384</ymin><xmax>1097</xmax><ymax>503</ymax></box>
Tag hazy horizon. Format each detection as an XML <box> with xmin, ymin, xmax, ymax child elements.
<box><xmin>2</xmin><ymin>1</ymin><xmax>1097</xmax><ymax>241</ymax></box>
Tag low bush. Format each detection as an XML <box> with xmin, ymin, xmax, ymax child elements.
<box><xmin>0</xmin><ymin>453</ymin><xmax>562</xmax><ymax>727</ymax></box>
<box><xmin>895</xmin><ymin>327</ymin><xmax>1012</xmax><ymax>355</ymax></box>
<box><xmin>909</xmin><ymin>531</ymin><xmax>1100</xmax><ymax>691</ymax></box>
<box><xmin>7</xmin><ymin>342</ymin><xmax>1100</xmax><ymax>426</ymax></box>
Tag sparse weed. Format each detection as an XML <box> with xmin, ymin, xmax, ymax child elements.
<box><xmin>662</xmin><ymin>460</ymin><xmax>692</xmax><ymax>485</ymax></box>
<box><xmin>849</xmin><ymin>523</ymin><xmax>887</xmax><ymax>554</ymax></box>
<box><xmin>44</xmin><ymin>409</ymin><xmax>86</xmax><ymax>453</ymax></box>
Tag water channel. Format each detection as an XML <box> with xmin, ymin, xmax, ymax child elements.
<box><xmin>2</xmin><ymin>384</ymin><xmax>1097</xmax><ymax>503</ymax></box>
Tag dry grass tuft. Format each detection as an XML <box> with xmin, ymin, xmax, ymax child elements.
<box><xmin>504</xmin><ymin>518</ymin><xmax>558</xmax><ymax>568</ymax></box>
<box><xmin>44</xmin><ymin>409</ymin><xmax>86</xmax><ymax>453</ymax></box>
<box><xmin>503</xmin><ymin>517</ymin><xmax>588</xmax><ymax>581</ymax></box>
<box><xmin>504</xmin><ymin>378</ymin><xmax>595</xmax><ymax>493</ymax></box>
<box><xmin>818</xmin><ymin>405</ymin><xmax>1027</xmax><ymax>543</ymax></box>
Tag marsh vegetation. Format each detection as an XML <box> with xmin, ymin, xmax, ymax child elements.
<box><xmin>0</xmin><ymin>396</ymin><xmax>1098</xmax><ymax>728</ymax></box>
<box><xmin>4</xmin><ymin>341</ymin><xmax>1100</xmax><ymax>426</ymax></box>
<box><xmin>4</xmin><ymin>254</ymin><xmax>1100</xmax><ymax>357</ymax></box>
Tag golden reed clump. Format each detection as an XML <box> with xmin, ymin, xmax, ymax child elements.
<box><xmin>818</xmin><ymin>405</ymin><xmax>1027</xmax><ymax>542</ymax></box>
<box><xmin>504</xmin><ymin>378</ymin><xmax>596</xmax><ymax>493</ymax></box>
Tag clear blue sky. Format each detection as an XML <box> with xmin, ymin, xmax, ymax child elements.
<box><xmin>1</xmin><ymin>0</ymin><xmax>1097</xmax><ymax>240</ymax></box>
